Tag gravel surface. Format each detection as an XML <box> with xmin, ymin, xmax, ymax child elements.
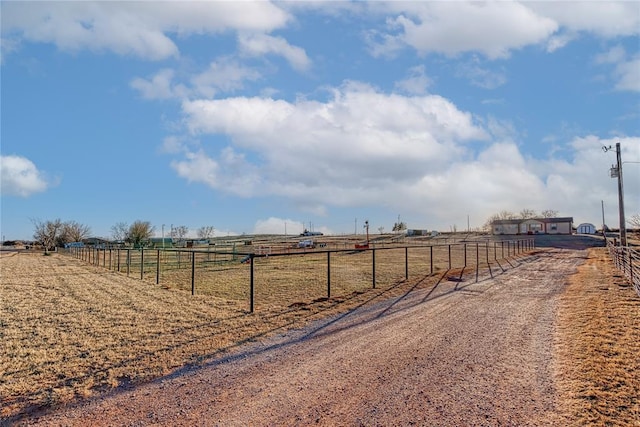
<box><xmin>15</xmin><ymin>248</ymin><xmax>584</xmax><ymax>426</ymax></box>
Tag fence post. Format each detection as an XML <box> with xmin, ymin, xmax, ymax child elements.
<box><xmin>327</xmin><ymin>251</ymin><xmax>331</xmax><ymax>299</ymax></box>
<box><xmin>430</xmin><ymin>246</ymin><xmax>433</xmax><ymax>275</ymax></box>
<box><xmin>250</xmin><ymin>255</ymin><xmax>254</xmax><ymax>312</ymax></box>
<box><xmin>140</xmin><ymin>249</ymin><xmax>145</xmax><ymax>280</ymax></box>
<box><xmin>372</xmin><ymin>249</ymin><xmax>376</xmax><ymax>289</ymax></box>
<box><xmin>464</xmin><ymin>244</ymin><xmax>467</xmax><ymax>267</ymax></box>
<box><xmin>127</xmin><ymin>249</ymin><xmax>130</xmax><ymax>276</ymax></box>
<box><xmin>448</xmin><ymin>245</ymin><xmax>452</xmax><ymax>270</ymax></box>
<box><xmin>501</xmin><ymin>241</ymin><xmax>504</xmax><ymax>259</ymax></box>
<box><xmin>405</xmin><ymin>247</ymin><xmax>409</xmax><ymax>280</ymax></box>
<box><xmin>486</xmin><ymin>242</ymin><xmax>489</xmax><ymax>265</ymax></box>
<box><xmin>117</xmin><ymin>249</ymin><xmax>121</xmax><ymax>272</ymax></box>
<box><xmin>109</xmin><ymin>249</ymin><xmax>112</xmax><ymax>270</ymax></box>
<box><xmin>156</xmin><ymin>249</ymin><xmax>160</xmax><ymax>284</ymax></box>
<box><xmin>476</xmin><ymin>243</ymin><xmax>479</xmax><ymax>282</ymax></box>
<box><xmin>103</xmin><ymin>249</ymin><xmax>106</xmax><ymax>267</ymax></box>
<box><xmin>191</xmin><ymin>251</ymin><xmax>196</xmax><ymax>296</ymax></box>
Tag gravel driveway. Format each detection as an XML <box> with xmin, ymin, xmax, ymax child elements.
<box><xmin>18</xmin><ymin>248</ymin><xmax>584</xmax><ymax>426</ymax></box>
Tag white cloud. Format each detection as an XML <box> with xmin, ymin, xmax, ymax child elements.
<box><xmin>191</xmin><ymin>58</ymin><xmax>263</xmax><ymax>97</ymax></box>
<box><xmin>592</xmin><ymin>47</ymin><xmax>640</xmax><ymax>93</ymax></box>
<box><xmin>171</xmin><ymin>83</ymin><xmax>640</xmax><ymax>230</ymax></box>
<box><xmin>455</xmin><ymin>59</ymin><xmax>507</xmax><ymax>89</ymax></box>
<box><xmin>394</xmin><ymin>65</ymin><xmax>432</xmax><ymax>95</ymax></box>
<box><xmin>0</xmin><ymin>155</ymin><xmax>50</xmax><ymax>197</ymax></box>
<box><xmin>613</xmin><ymin>58</ymin><xmax>640</xmax><ymax>93</ymax></box>
<box><xmin>252</xmin><ymin>217</ymin><xmax>307</xmax><ymax>235</ymax></box>
<box><xmin>594</xmin><ymin>45</ymin><xmax>626</xmax><ymax>65</ymax></box>
<box><xmin>366</xmin><ymin>2</ymin><xmax>638</xmax><ymax>60</ymax></box>
<box><xmin>2</xmin><ymin>2</ymin><xmax>291</xmax><ymax>60</ymax></box>
<box><xmin>175</xmin><ymin>83</ymin><xmax>488</xmax><ymax>211</ymax></box>
<box><xmin>530</xmin><ymin>2</ymin><xmax>640</xmax><ymax>38</ymax></box>
<box><xmin>130</xmin><ymin>69</ymin><xmax>187</xmax><ymax>100</ymax></box>
<box><xmin>368</xmin><ymin>2</ymin><xmax>557</xmax><ymax>59</ymax></box>
<box><xmin>238</xmin><ymin>33</ymin><xmax>311</xmax><ymax>71</ymax></box>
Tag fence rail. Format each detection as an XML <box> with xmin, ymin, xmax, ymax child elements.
<box><xmin>64</xmin><ymin>238</ymin><xmax>535</xmax><ymax>312</ymax></box>
<box><xmin>606</xmin><ymin>239</ymin><xmax>640</xmax><ymax>296</ymax></box>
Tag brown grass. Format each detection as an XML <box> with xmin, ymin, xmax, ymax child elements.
<box><xmin>555</xmin><ymin>247</ymin><xmax>640</xmax><ymax>426</ymax></box>
<box><xmin>1</xmin><ymin>249</ymin><xmax>467</xmax><ymax>418</ymax></box>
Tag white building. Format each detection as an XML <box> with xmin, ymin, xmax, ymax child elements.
<box><xmin>576</xmin><ymin>223</ymin><xmax>596</xmax><ymax>234</ymax></box>
<box><xmin>492</xmin><ymin>217</ymin><xmax>574</xmax><ymax>235</ymax></box>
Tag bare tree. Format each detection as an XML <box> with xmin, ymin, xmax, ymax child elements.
<box><xmin>172</xmin><ymin>225</ymin><xmax>189</xmax><ymax>242</ymax></box>
<box><xmin>197</xmin><ymin>226</ymin><xmax>215</xmax><ymax>239</ymax></box>
<box><xmin>519</xmin><ymin>208</ymin><xmax>537</xmax><ymax>219</ymax></box>
<box><xmin>31</xmin><ymin>218</ymin><xmax>63</xmax><ymax>252</ymax></box>
<box><xmin>127</xmin><ymin>221</ymin><xmax>154</xmax><ymax>247</ymax></box>
<box><xmin>483</xmin><ymin>210</ymin><xmax>516</xmax><ymax>231</ymax></box>
<box><xmin>61</xmin><ymin>221</ymin><xmax>91</xmax><ymax>243</ymax></box>
<box><xmin>540</xmin><ymin>209</ymin><xmax>559</xmax><ymax>218</ymax></box>
<box><xmin>378</xmin><ymin>226</ymin><xmax>385</xmax><ymax>234</ymax></box>
<box><xmin>628</xmin><ymin>213</ymin><xmax>640</xmax><ymax>230</ymax></box>
<box><xmin>111</xmin><ymin>222</ymin><xmax>128</xmax><ymax>241</ymax></box>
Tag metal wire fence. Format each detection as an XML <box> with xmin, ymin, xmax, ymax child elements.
<box><xmin>64</xmin><ymin>238</ymin><xmax>534</xmax><ymax>312</ymax></box>
<box><xmin>606</xmin><ymin>238</ymin><xmax>640</xmax><ymax>296</ymax></box>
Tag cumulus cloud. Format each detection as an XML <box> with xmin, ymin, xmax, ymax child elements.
<box><xmin>131</xmin><ymin>60</ymin><xmax>262</xmax><ymax>100</ymax></box>
<box><xmin>366</xmin><ymin>1</ymin><xmax>638</xmax><ymax>60</ymax></box>
<box><xmin>1</xmin><ymin>2</ymin><xmax>290</xmax><ymax>60</ymax></box>
<box><xmin>238</xmin><ymin>33</ymin><xmax>311</xmax><ymax>71</ymax></box>
<box><xmin>367</xmin><ymin>2</ymin><xmax>557</xmax><ymax>59</ymax></box>
<box><xmin>173</xmin><ymin>83</ymin><xmax>489</xmax><ymax>213</ymax></box>
<box><xmin>0</xmin><ymin>155</ymin><xmax>50</xmax><ymax>197</ymax></box>
<box><xmin>168</xmin><ymin>80</ymin><xmax>640</xmax><ymax>230</ymax></box>
<box><xmin>530</xmin><ymin>2</ymin><xmax>640</xmax><ymax>38</ymax></box>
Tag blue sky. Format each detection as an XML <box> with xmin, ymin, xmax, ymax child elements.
<box><xmin>1</xmin><ymin>1</ymin><xmax>639</xmax><ymax>240</ymax></box>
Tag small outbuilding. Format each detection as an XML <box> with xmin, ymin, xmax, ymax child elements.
<box><xmin>576</xmin><ymin>223</ymin><xmax>596</xmax><ymax>234</ymax></box>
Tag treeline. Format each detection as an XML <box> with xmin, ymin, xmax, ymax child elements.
<box><xmin>29</xmin><ymin>219</ymin><xmax>216</xmax><ymax>250</ymax></box>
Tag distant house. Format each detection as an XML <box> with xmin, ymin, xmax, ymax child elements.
<box><xmin>576</xmin><ymin>223</ymin><xmax>596</xmax><ymax>234</ymax></box>
<box><xmin>492</xmin><ymin>217</ymin><xmax>574</xmax><ymax>235</ymax></box>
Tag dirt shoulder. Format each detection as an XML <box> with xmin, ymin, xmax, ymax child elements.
<box><xmin>13</xmin><ymin>247</ymin><xmax>589</xmax><ymax>426</ymax></box>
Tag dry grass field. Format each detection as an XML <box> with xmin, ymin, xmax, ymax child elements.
<box><xmin>555</xmin><ymin>247</ymin><xmax>640</xmax><ymax>426</ymax></box>
<box><xmin>2</xmin><ymin>241</ymin><xmax>638</xmax><ymax>425</ymax></box>
<box><xmin>1</xmin><ymin>247</ymin><xmax>480</xmax><ymax>419</ymax></box>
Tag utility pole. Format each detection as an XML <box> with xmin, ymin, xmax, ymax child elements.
<box><xmin>615</xmin><ymin>143</ymin><xmax>627</xmax><ymax>246</ymax></box>
<box><xmin>604</xmin><ymin>143</ymin><xmax>627</xmax><ymax>246</ymax></box>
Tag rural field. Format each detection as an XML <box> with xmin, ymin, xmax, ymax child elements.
<box><xmin>1</xmin><ymin>236</ymin><xmax>639</xmax><ymax>425</ymax></box>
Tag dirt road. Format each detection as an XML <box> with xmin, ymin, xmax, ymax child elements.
<box><xmin>17</xmin><ymin>248</ymin><xmax>583</xmax><ymax>426</ymax></box>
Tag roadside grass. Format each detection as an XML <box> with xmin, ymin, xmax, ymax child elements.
<box><xmin>555</xmin><ymin>247</ymin><xmax>640</xmax><ymax>426</ymax></box>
